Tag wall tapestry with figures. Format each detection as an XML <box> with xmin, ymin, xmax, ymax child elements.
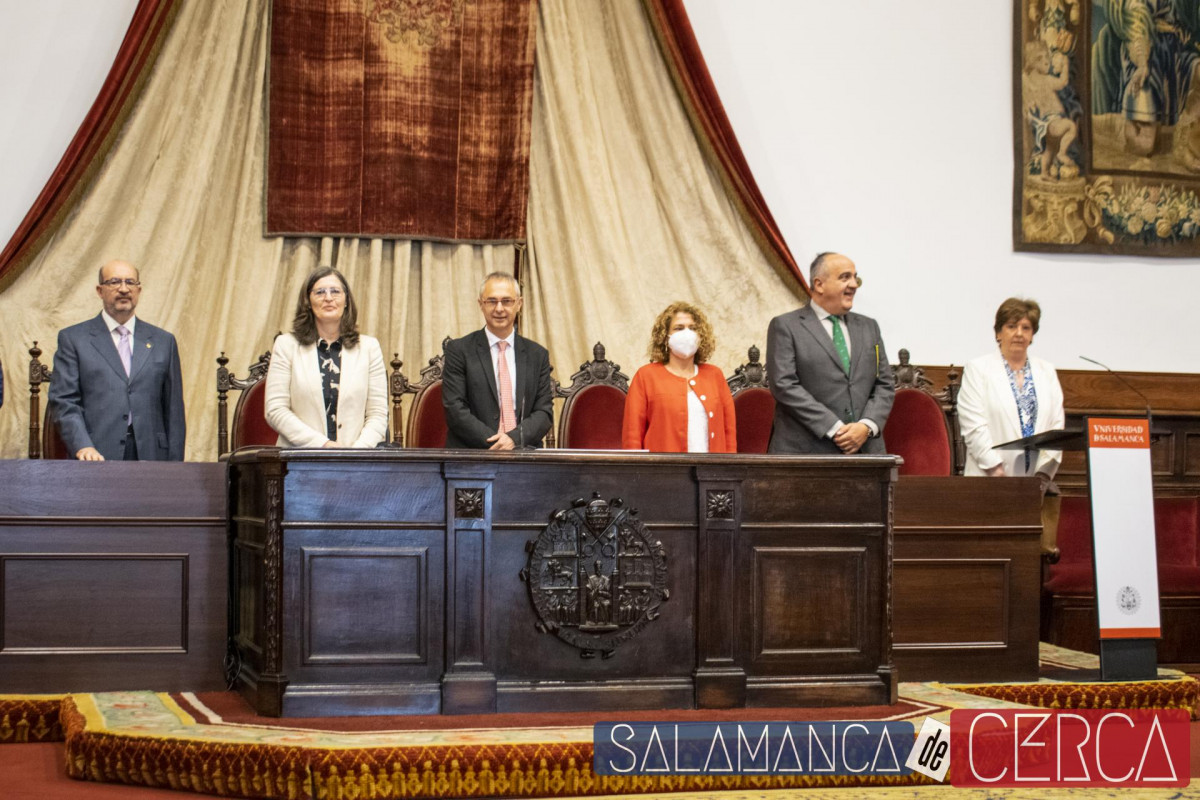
<box><xmin>1015</xmin><ymin>0</ymin><xmax>1200</xmax><ymax>255</ymax></box>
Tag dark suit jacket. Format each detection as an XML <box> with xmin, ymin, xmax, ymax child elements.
<box><xmin>442</xmin><ymin>329</ymin><xmax>554</xmax><ymax>449</ymax></box>
<box><xmin>766</xmin><ymin>304</ymin><xmax>895</xmax><ymax>455</ymax></box>
<box><xmin>48</xmin><ymin>314</ymin><xmax>186</xmax><ymax>460</ymax></box>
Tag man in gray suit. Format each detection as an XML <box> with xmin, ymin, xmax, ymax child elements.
<box><xmin>49</xmin><ymin>260</ymin><xmax>186</xmax><ymax>461</ymax></box>
<box><xmin>441</xmin><ymin>271</ymin><xmax>554</xmax><ymax>449</ymax></box>
<box><xmin>766</xmin><ymin>252</ymin><xmax>895</xmax><ymax>455</ymax></box>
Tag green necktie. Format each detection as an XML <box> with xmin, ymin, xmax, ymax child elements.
<box><xmin>829</xmin><ymin>315</ymin><xmax>851</xmax><ymax>375</ymax></box>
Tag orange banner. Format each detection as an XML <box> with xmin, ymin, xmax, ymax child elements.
<box><xmin>1087</xmin><ymin>418</ymin><xmax>1149</xmax><ymax>449</ymax></box>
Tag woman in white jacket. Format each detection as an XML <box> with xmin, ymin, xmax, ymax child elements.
<box><xmin>958</xmin><ymin>298</ymin><xmax>1064</xmax><ymax>487</ymax></box>
<box><xmin>265</xmin><ymin>267</ymin><xmax>388</xmax><ymax>448</ymax></box>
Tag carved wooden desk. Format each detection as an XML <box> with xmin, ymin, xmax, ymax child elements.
<box><xmin>227</xmin><ymin>448</ymin><xmax>898</xmax><ymax>717</ymax></box>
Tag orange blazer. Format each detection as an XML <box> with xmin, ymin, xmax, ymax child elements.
<box><xmin>622</xmin><ymin>362</ymin><xmax>737</xmax><ymax>453</ymax></box>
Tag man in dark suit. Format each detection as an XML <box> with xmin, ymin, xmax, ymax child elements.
<box><xmin>766</xmin><ymin>252</ymin><xmax>895</xmax><ymax>455</ymax></box>
<box><xmin>442</xmin><ymin>271</ymin><xmax>553</xmax><ymax>449</ymax></box>
<box><xmin>48</xmin><ymin>260</ymin><xmax>186</xmax><ymax>461</ymax></box>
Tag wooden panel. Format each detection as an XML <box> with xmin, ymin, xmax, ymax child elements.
<box><xmin>893</xmin><ymin>559</ymin><xmax>1007</xmax><ymax>645</ymax></box>
<box><xmin>2</xmin><ymin>555</ymin><xmax>186</xmax><ymax>651</ymax></box>
<box><xmin>892</xmin><ymin>476</ymin><xmax>1041</xmax><ymax>683</ymax></box>
<box><xmin>1185</xmin><ymin>434</ymin><xmax>1200</xmax><ymax>477</ymax></box>
<box><xmin>0</xmin><ymin>462</ymin><xmax>227</xmax><ymax>693</ymax></box>
<box><xmin>302</xmin><ymin>546</ymin><xmax>427</xmax><ymax>664</ymax></box>
<box><xmin>752</xmin><ymin>547</ymin><xmax>865</xmax><ymax>655</ymax></box>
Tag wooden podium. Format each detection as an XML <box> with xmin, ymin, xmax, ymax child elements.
<box><xmin>997</xmin><ymin>417</ymin><xmax>1160</xmax><ymax>681</ymax></box>
<box><xmin>226</xmin><ymin>447</ymin><xmax>898</xmax><ymax>717</ymax></box>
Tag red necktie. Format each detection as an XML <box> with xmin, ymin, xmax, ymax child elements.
<box><xmin>497</xmin><ymin>341</ymin><xmax>517</xmax><ymax>432</ymax></box>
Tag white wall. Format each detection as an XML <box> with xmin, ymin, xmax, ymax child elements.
<box><xmin>3</xmin><ymin>1</ymin><xmax>1197</xmax><ymax>374</ymax></box>
<box><xmin>0</xmin><ymin>0</ymin><xmax>138</xmax><ymax>252</ymax></box>
<box><xmin>685</xmin><ymin>0</ymin><xmax>1200</xmax><ymax>374</ymax></box>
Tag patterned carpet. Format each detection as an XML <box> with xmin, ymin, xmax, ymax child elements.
<box><xmin>1</xmin><ymin>644</ymin><xmax>1197</xmax><ymax>799</ymax></box>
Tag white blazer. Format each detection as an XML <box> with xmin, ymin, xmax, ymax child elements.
<box><xmin>958</xmin><ymin>352</ymin><xmax>1065</xmax><ymax>478</ymax></box>
<box><xmin>264</xmin><ymin>332</ymin><xmax>388</xmax><ymax>448</ymax></box>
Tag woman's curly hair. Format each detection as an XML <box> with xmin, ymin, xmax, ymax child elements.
<box><xmin>647</xmin><ymin>301</ymin><xmax>716</xmax><ymax>364</ymax></box>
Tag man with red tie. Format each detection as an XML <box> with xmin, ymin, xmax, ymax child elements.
<box><xmin>441</xmin><ymin>271</ymin><xmax>554</xmax><ymax>449</ymax></box>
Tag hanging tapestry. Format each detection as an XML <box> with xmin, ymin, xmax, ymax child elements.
<box><xmin>267</xmin><ymin>0</ymin><xmax>537</xmax><ymax>242</ymax></box>
<box><xmin>1014</xmin><ymin>0</ymin><xmax>1200</xmax><ymax>255</ymax></box>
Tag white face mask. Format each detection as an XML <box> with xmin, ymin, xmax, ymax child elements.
<box><xmin>668</xmin><ymin>327</ymin><xmax>699</xmax><ymax>359</ymax></box>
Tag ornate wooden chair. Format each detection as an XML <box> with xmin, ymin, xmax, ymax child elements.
<box><xmin>27</xmin><ymin>342</ymin><xmax>70</xmax><ymax>459</ymax></box>
<box><xmin>726</xmin><ymin>345</ymin><xmax>775</xmax><ymax>454</ymax></box>
<box><xmin>402</xmin><ymin>337</ymin><xmax>450</xmax><ymax>448</ymax></box>
<box><xmin>216</xmin><ymin>349</ymin><xmax>274</xmax><ymax>457</ymax></box>
<box><xmin>554</xmin><ymin>342</ymin><xmax>630</xmax><ymax>449</ymax></box>
<box><xmin>882</xmin><ymin>349</ymin><xmax>959</xmax><ymax>476</ymax></box>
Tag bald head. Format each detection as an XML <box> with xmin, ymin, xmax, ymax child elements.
<box><xmin>809</xmin><ymin>252</ymin><xmax>861</xmax><ymax>315</ymax></box>
<box><xmin>95</xmin><ymin>260</ymin><xmax>142</xmax><ymax>323</ymax></box>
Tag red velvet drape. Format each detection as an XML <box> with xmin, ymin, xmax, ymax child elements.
<box><xmin>0</xmin><ymin>0</ymin><xmax>181</xmax><ymax>288</ymax></box>
<box><xmin>266</xmin><ymin>0</ymin><xmax>538</xmax><ymax>242</ymax></box>
<box><xmin>641</xmin><ymin>0</ymin><xmax>808</xmax><ymax>295</ymax></box>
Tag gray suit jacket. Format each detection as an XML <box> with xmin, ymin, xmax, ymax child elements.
<box><xmin>441</xmin><ymin>329</ymin><xmax>554</xmax><ymax>449</ymax></box>
<box><xmin>766</xmin><ymin>305</ymin><xmax>895</xmax><ymax>455</ymax></box>
<box><xmin>48</xmin><ymin>314</ymin><xmax>186</xmax><ymax>460</ymax></box>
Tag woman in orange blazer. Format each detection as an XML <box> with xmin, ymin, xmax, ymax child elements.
<box><xmin>622</xmin><ymin>301</ymin><xmax>737</xmax><ymax>453</ymax></box>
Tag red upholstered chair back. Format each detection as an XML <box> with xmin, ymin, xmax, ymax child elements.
<box><xmin>732</xmin><ymin>387</ymin><xmax>775</xmax><ymax>454</ymax></box>
<box><xmin>726</xmin><ymin>345</ymin><xmax>773</xmax><ymax>454</ymax></box>
<box><xmin>406</xmin><ymin>380</ymin><xmax>447</xmax><ymax>448</ymax></box>
<box><xmin>1055</xmin><ymin>496</ymin><xmax>1094</xmax><ymax>565</ymax></box>
<box><xmin>555</xmin><ymin>342</ymin><xmax>630</xmax><ymax>450</ymax></box>
<box><xmin>883</xmin><ymin>388</ymin><xmax>953</xmax><ymax>476</ymax></box>
<box><xmin>231</xmin><ymin>377</ymin><xmax>275</xmax><ymax>450</ymax></box>
<box><xmin>217</xmin><ymin>348</ymin><xmax>274</xmax><ymax>456</ymax></box>
<box><xmin>41</xmin><ymin>409</ymin><xmax>71</xmax><ymax>460</ymax></box>
<box><xmin>1056</xmin><ymin>495</ymin><xmax>1200</xmax><ymax>567</ymax></box>
<box><xmin>560</xmin><ymin>384</ymin><xmax>626</xmax><ymax>449</ymax></box>
<box><xmin>1153</xmin><ymin>496</ymin><xmax>1199</xmax><ymax>567</ymax></box>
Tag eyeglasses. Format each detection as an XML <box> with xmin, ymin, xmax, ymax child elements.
<box><xmin>312</xmin><ymin>287</ymin><xmax>344</xmax><ymax>299</ymax></box>
<box><xmin>481</xmin><ymin>297</ymin><xmax>519</xmax><ymax>309</ymax></box>
<box><xmin>101</xmin><ymin>278</ymin><xmax>141</xmax><ymax>288</ymax></box>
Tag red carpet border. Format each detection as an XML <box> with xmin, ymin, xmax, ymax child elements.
<box><xmin>938</xmin><ymin>675</ymin><xmax>1200</xmax><ymax>720</ymax></box>
<box><xmin>2</xmin><ymin>644</ymin><xmax>1198</xmax><ymax>799</ymax></box>
<box><xmin>57</xmin><ymin>694</ymin><xmax>937</xmax><ymax>799</ymax></box>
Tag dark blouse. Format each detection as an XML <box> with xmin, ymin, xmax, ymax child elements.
<box><xmin>317</xmin><ymin>339</ymin><xmax>342</xmax><ymax>442</ymax></box>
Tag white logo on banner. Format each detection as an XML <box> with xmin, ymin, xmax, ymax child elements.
<box><xmin>1117</xmin><ymin>586</ymin><xmax>1141</xmax><ymax>614</ymax></box>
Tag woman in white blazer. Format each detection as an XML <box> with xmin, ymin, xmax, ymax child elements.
<box><xmin>958</xmin><ymin>298</ymin><xmax>1065</xmax><ymax>484</ymax></box>
<box><xmin>265</xmin><ymin>267</ymin><xmax>388</xmax><ymax>448</ymax></box>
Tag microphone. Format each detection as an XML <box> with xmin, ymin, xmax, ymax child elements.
<box><xmin>1079</xmin><ymin>355</ymin><xmax>1153</xmax><ymax>431</ymax></box>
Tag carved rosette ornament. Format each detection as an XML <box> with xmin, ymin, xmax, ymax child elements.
<box><xmin>521</xmin><ymin>493</ymin><xmax>669</xmax><ymax>658</ymax></box>
<box><xmin>455</xmin><ymin>488</ymin><xmax>485</xmax><ymax>519</ymax></box>
<box><xmin>706</xmin><ymin>490</ymin><xmax>734</xmax><ymax>520</ymax></box>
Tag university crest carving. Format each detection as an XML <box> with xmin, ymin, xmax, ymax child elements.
<box><xmin>521</xmin><ymin>493</ymin><xmax>669</xmax><ymax>658</ymax></box>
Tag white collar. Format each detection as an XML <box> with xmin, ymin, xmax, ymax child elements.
<box><xmin>810</xmin><ymin>303</ymin><xmax>844</xmax><ymax>323</ymax></box>
<box><xmin>484</xmin><ymin>328</ymin><xmax>516</xmax><ymax>350</ymax></box>
<box><xmin>101</xmin><ymin>310</ymin><xmax>137</xmax><ymax>336</ymax></box>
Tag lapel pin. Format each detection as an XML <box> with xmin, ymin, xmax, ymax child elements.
<box><xmin>146</xmin><ymin>342</ymin><xmax>153</xmax><ymax>348</ymax></box>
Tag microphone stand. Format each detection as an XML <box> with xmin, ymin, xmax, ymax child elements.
<box><xmin>1080</xmin><ymin>356</ymin><xmax>1153</xmax><ymax>433</ymax></box>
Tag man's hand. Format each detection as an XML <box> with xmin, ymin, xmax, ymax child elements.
<box><xmin>832</xmin><ymin>422</ymin><xmax>869</xmax><ymax>454</ymax></box>
<box><xmin>985</xmin><ymin>463</ymin><xmax>1006</xmax><ymax>477</ymax></box>
<box><xmin>76</xmin><ymin>447</ymin><xmax>104</xmax><ymax>461</ymax></box>
<box><xmin>322</xmin><ymin>440</ymin><xmax>339</xmax><ymax>449</ymax></box>
<box><xmin>487</xmin><ymin>431</ymin><xmax>516</xmax><ymax>451</ymax></box>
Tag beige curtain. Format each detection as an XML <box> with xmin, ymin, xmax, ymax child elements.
<box><xmin>525</xmin><ymin>0</ymin><xmax>804</xmax><ymax>376</ymax></box>
<box><xmin>0</xmin><ymin>0</ymin><xmax>803</xmax><ymax>461</ymax></box>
